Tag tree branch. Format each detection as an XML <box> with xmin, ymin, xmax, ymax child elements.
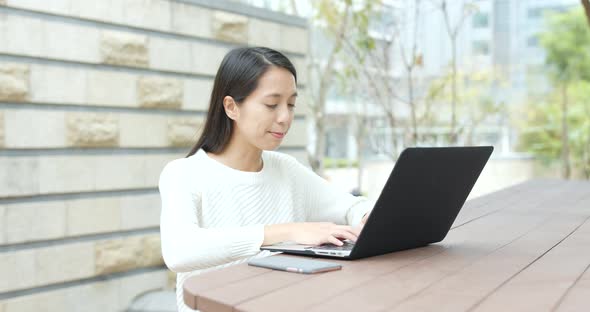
<box><xmin>440</xmin><ymin>0</ymin><xmax>454</xmax><ymax>39</ymax></box>
<box><xmin>342</xmin><ymin>38</ymin><xmax>388</xmax><ymax>108</ymax></box>
<box><xmin>318</xmin><ymin>4</ymin><xmax>351</xmax><ymax>105</ymax></box>
<box><xmin>453</xmin><ymin>0</ymin><xmax>472</xmax><ymax>37</ymax></box>
<box><xmin>289</xmin><ymin>0</ymin><xmax>299</xmax><ymax>16</ymax></box>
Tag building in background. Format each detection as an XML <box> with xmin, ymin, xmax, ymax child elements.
<box><xmin>0</xmin><ymin>1</ymin><xmax>307</xmax><ymax>310</ymax></box>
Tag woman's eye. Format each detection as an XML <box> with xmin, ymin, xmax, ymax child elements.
<box><xmin>288</xmin><ymin>104</ymin><xmax>296</xmax><ymax>110</ymax></box>
<box><xmin>265</xmin><ymin>104</ymin><xmax>278</xmax><ymax>109</ymax></box>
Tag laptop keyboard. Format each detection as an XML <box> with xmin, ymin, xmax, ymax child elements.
<box><xmin>314</xmin><ymin>241</ymin><xmax>355</xmax><ymax>251</ymax></box>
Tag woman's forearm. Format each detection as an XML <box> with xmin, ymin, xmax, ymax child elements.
<box><xmin>262</xmin><ymin>223</ymin><xmax>293</xmax><ymax>246</ymax></box>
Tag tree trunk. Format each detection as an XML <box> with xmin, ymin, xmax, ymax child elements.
<box><xmin>582</xmin><ymin>0</ymin><xmax>590</xmax><ymax>28</ymax></box>
<box><xmin>408</xmin><ymin>68</ymin><xmax>418</xmax><ymax>145</ymax></box>
<box><xmin>312</xmin><ymin>114</ymin><xmax>326</xmax><ymax>175</ymax></box>
<box><xmin>587</xmin><ymin>124</ymin><xmax>590</xmax><ymax>179</ymax></box>
<box><xmin>584</xmin><ymin>143</ymin><xmax>590</xmax><ymax>179</ymax></box>
<box><xmin>440</xmin><ymin>0</ymin><xmax>471</xmax><ymax>145</ymax></box>
<box><xmin>450</xmin><ymin>40</ymin><xmax>458</xmax><ymax>144</ymax></box>
<box><xmin>356</xmin><ymin>134</ymin><xmax>364</xmax><ymax>194</ymax></box>
<box><xmin>309</xmin><ymin>3</ymin><xmax>352</xmax><ymax>177</ymax></box>
<box><xmin>561</xmin><ymin>84</ymin><xmax>571</xmax><ymax>179</ymax></box>
<box><xmin>409</xmin><ymin>0</ymin><xmax>420</xmax><ymax>146</ymax></box>
<box><xmin>385</xmin><ymin>50</ymin><xmax>398</xmax><ymax>159</ymax></box>
<box><xmin>580</xmin><ymin>0</ymin><xmax>590</xmax><ymax>160</ymax></box>
<box><xmin>289</xmin><ymin>0</ymin><xmax>299</xmax><ymax>16</ymax></box>
<box><xmin>386</xmin><ymin>111</ymin><xmax>399</xmax><ymax>159</ymax></box>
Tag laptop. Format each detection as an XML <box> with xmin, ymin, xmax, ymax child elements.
<box><xmin>261</xmin><ymin>146</ymin><xmax>493</xmax><ymax>260</ymax></box>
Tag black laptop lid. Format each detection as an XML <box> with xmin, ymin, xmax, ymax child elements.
<box><xmin>349</xmin><ymin>146</ymin><xmax>493</xmax><ymax>259</ymax></box>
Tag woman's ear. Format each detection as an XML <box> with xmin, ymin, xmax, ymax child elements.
<box><xmin>223</xmin><ymin>96</ymin><xmax>239</xmax><ymax>120</ymax></box>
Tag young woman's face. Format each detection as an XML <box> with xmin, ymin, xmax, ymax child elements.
<box><xmin>232</xmin><ymin>66</ymin><xmax>297</xmax><ymax>151</ymax></box>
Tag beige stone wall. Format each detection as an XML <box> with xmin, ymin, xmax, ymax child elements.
<box><xmin>0</xmin><ymin>2</ymin><xmax>308</xmax><ymax>83</ymax></box>
<box><xmin>0</xmin><ymin>111</ymin><xmax>4</xmax><ymax>147</ymax></box>
<box><xmin>0</xmin><ymin>270</ymin><xmax>168</xmax><ymax>312</ymax></box>
<box><xmin>0</xmin><ymin>63</ymin><xmax>29</xmax><ymax>102</ymax></box>
<box><xmin>0</xmin><ymin>0</ymin><xmax>308</xmax><ymax>310</ymax></box>
<box><xmin>1</xmin><ymin>109</ymin><xmax>307</xmax><ymax>149</ymax></box>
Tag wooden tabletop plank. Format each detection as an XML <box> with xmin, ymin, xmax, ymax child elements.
<box><xmin>199</xmin><ymin>267</ymin><xmax>314</xmax><ymax>312</ymax></box>
<box><xmin>461</xmin><ymin>179</ymin><xmax>551</xmax><ymax>211</ymax></box>
<box><xmin>383</xmin><ymin>189</ymin><xmax>590</xmax><ymax>311</ymax></box>
<box><xmin>471</xmin><ymin>218</ymin><xmax>590</xmax><ymax>312</ymax></box>
<box><xmin>554</xmin><ymin>210</ymin><xmax>590</xmax><ymax>312</ymax></box>
<box><xmin>554</xmin><ymin>264</ymin><xmax>590</xmax><ymax>312</ymax></box>
<box><xmin>301</xmin><ymin>181</ymin><xmax>586</xmax><ymax>312</ymax></box>
<box><xmin>183</xmin><ymin>261</ymin><xmax>272</xmax><ymax>309</ymax></box>
<box><xmin>452</xmin><ymin>180</ymin><xmax>564</xmax><ymax>229</ymax></box>
<box><xmin>183</xmin><ymin>254</ymin><xmax>311</xmax><ymax>310</ymax></box>
<box><xmin>385</xmin><ymin>182</ymin><xmax>590</xmax><ymax>312</ymax></box>
<box><xmin>461</xmin><ymin>180</ymin><xmax>531</xmax><ymax>209</ymax></box>
<box><xmin>454</xmin><ymin>180</ymin><xmax>536</xmax><ymax>221</ymax></box>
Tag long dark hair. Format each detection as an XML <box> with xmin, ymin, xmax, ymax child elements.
<box><xmin>186</xmin><ymin>47</ymin><xmax>297</xmax><ymax>157</ymax></box>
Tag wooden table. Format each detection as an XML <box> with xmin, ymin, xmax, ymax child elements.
<box><xmin>183</xmin><ymin>180</ymin><xmax>590</xmax><ymax>312</ymax></box>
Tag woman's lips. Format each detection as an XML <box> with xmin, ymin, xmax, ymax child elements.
<box><xmin>270</xmin><ymin>132</ymin><xmax>285</xmax><ymax>139</ymax></box>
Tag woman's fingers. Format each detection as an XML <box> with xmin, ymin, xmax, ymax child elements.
<box><xmin>308</xmin><ymin>223</ymin><xmax>363</xmax><ymax>246</ymax></box>
<box><xmin>327</xmin><ymin>235</ymin><xmax>344</xmax><ymax>246</ymax></box>
<box><xmin>332</xmin><ymin>230</ymin><xmax>358</xmax><ymax>242</ymax></box>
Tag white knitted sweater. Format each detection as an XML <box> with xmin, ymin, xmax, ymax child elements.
<box><xmin>158</xmin><ymin>149</ymin><xmax>372</xmax><ymax>311</ymax></box>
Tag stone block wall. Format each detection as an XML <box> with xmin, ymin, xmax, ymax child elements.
<box><xmin>0</xmin><ymin>1</ymin><xmax>308</xmax><ymax>311</ymax></box>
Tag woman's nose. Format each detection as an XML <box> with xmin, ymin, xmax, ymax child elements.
<box><xmin>276</xmin><ymin>106</ymin><xmax>291</xmax><ymax>123</ymax></box>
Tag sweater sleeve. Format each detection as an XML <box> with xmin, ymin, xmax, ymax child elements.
<box><xmin>158</xmin><ymin>159</ymin><xmax>265</xmax><ymax>273</ymax></box>
<box><xmin>286</xmin><ymin>156</ymin><xmax>373</xmax><ymax>227</ymax></box>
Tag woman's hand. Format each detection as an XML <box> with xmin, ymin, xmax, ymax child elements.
<box><xmin>263</xmin><ymin>222</ymin><xmax>361</xmax><ymax>246</ymax></box>
<box><xmin>289</xmin><ymin>222</ymin><xmax>361</xmax><ymax>246</ymax></box>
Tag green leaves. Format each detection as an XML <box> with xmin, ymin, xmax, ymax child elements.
<box><xmin>522</xmin><ymin>7</ymin><xmax>590</xmax><ymax>178</ymax></box>
<box><xmin>519</xmin><ymin>81</ymin><xmax>590</xmax><ymax>177</ymax></box>
<box><xmin>540</xmin><ymin>8</ymin><xmax>590</xmax><ymax>83</ymax></box>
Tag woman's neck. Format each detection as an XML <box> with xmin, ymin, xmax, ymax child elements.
<box><xmin>207</xmin><ymin>135</ymin><xmax>263</xmax><ymax>172</ymax></box>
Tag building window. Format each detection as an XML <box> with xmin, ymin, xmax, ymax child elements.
<box><xmin>527</xmin><ymin>35</ymin><xmax>539</xmax><ymax>47</ymax></box>
<box><xmin>472</xmin><ymin>40</ymin><xmax>490</xmax><ymax>55</ymax></box>
<box><xmin>472</xmin><ymin>12</ymin><xmax>489</xmax><ymax>28</ymax></box>
<box><xmin>528</xmin><ymin>6</ymin><xmax>568</xmax><ymax>20</ymax></box>
<box><xmin>528</xmin><ymin>8</ymin><xmax>542</xmax><ymax>18</ymax></box>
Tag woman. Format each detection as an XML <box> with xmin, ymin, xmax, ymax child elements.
<box><xmin>159</xmin><ymin>47</ymin><xmax>373</xmax><ymax>311</ymax></box>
